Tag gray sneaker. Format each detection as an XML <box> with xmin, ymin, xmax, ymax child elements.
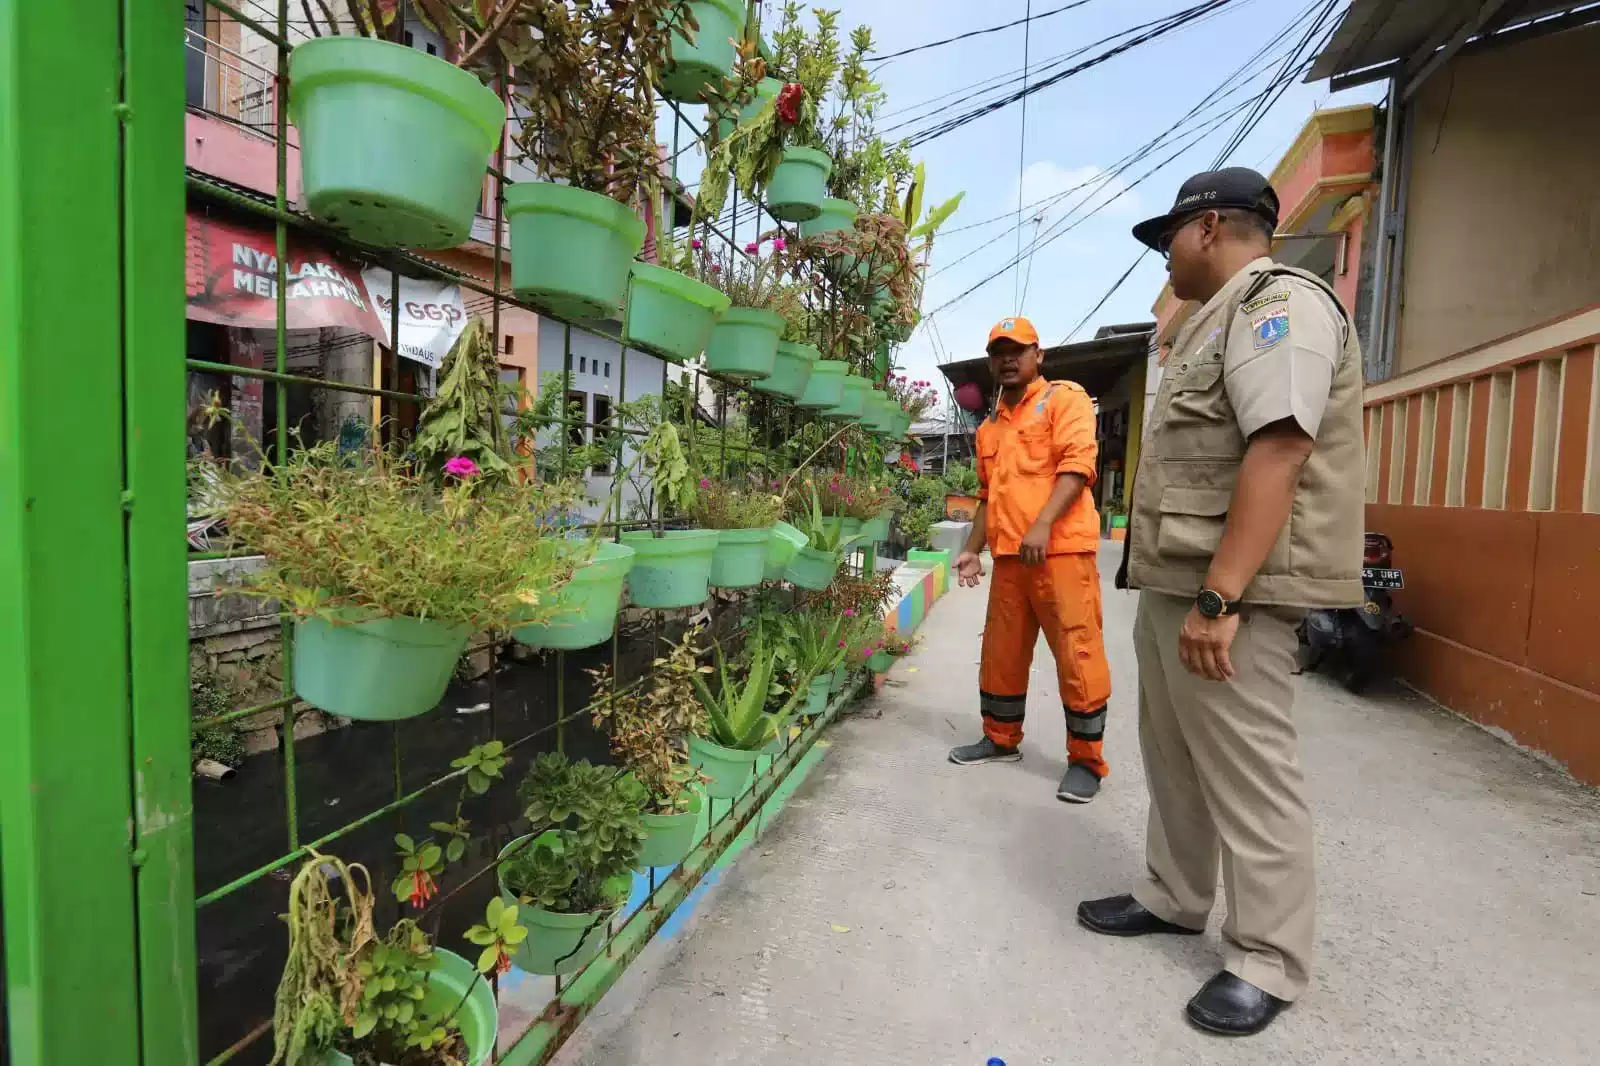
<box><xmin>948</xmin><ymin>737</ymin><xmax>1021</xmax><ymax>765</ymax></box>
<box><xmin>1057</xmin><ymin>763</ymin><xmax>1102</xmax><ymax>803</ymax></box>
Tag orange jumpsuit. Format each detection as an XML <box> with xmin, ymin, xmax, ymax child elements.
<box><xmin>975</xmin><ymin>376</ymin><xmax>1113</xmax><ymax>777</ymax></box>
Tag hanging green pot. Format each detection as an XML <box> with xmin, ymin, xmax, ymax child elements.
<box><xmin>840</xmin><ymin>518</ymin><xmax>863</xmax><ymax>543</ymax></box>
<box><xmin>800</xmin><ymin>197</ymin><xmax>859</xmax><ymax>240</ymax></box>
<box><xmin>864</xmin><ymin>392</ymin><xmax>898</xmax><ymax>435</ymax></box>
<box><xmin>638</xmin><ymin>789</ymin><xmax>704</xmax><ymax>869</ymax></box>
<box><xmin>498</xmin><ymin>834</ymin><xmax>629</xmax><ymax>977</ymax></box>
<box><xmin>765</xmin><ymin>146</ymin><xmax>833</xmax><ymax>223</ymax></box>
<box><xmin>705</xmin><ymin>306</ymin><xmax>784</xmax><ymax>380</ymax></box>
<box><xmin>830</xmin><ymin>662</ymin><xmax>849</xmax><ymax>694</ymax></box>
<box><xmin>688</xmin><ymin>735</ymin><xmax>762</xmax><ymax>799</ymax></box>
<box><xmin>867</xmin><ymin>649</ymin><xmax>894</xmax><ymax>673</ymax></box>
<box><xmin>797</xmin><ymin>358</ymin><xmax>848</xmax><ymax>409</ymax></box>
<box><xmin>289</xmin><ymin>37</ymin><xmax>505</xmax><ymax>250</ymax></box>
<box><xmin>708</xmin><ymin>76</ymin><xmax>781</xmax><ymax>141</ymax></box>
<box><xmin>623</xmin><ymin>262</ymin><xmax>730</xmax><ymax>363</ymax></box>
<box><xmin>825</xmin><ymin>373</ymin><xmax>871</xmax><ymax>421</ymax></box>
<box><xmin>785</xmin><ymin>544</ymin><xmax>843</xmax><ymax>591</ymax></box>
<box><xmin>621</xmin><ymin>529</ymin><xmax>719</xmax><ymax>608</ymax></box>
<box><xmin>505</xmin><ymin>182</ymin><xmax>646</xmax><ymax>320</ymax></box>
<box><xmin>709</xmin><ymin>526</ymin><xmax>773</xmax><ymax>589</ymax></box>
<box><xmin>324</xmin><ymin>947</ymin><xmax>497</xmax><ymax>1066</ymax></box>
<box><xmin>512</xmin><ymin>540</ymin><xmax>636</xmax><ymax>651</ymax></box>
<box><xmin>753</xmin><ymin>340</ymin><xmax>818</xmax><ymax>400</ymax></box>
<box><xmin>764</xmin><ymin>520</ymin><xmax>808</xmax><ymax>582</ymax></box>
<box><xmin>804</xmin><ymin>675</ymin><xmax>832</xmax><ymax>718</ymax></box>
<box><xmin>861</xmin><ymin>515</ymin><xmax>891</xmax><ymax>545</ymax></box>
<box><xmin>891</xmin><ymin>406</ymin><xmax>914</xmax><ymax>440</ymax></box>
<box><xmin>294</xmin><ymin>613</ymin><xmax>469</xmax><ymax>721</ymax></box>
<box><xmin>661</xmin><ymin>0</ymin><xmax>748</xmax><ymax>102</ymax></box>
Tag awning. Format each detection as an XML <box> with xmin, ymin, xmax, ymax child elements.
<box><xmin>938</xmin><ymin>323</ymin><xmax>1155</xmax><ymax>411</ymax></box>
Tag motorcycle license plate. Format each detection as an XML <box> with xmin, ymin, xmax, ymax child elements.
<box><xmin>1362</xmin><ymin>567</ymin><xmax>1404</xmax><ymax>590</ymax></box>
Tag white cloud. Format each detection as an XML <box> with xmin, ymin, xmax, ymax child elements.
<box><xmin>1011</xmin><ymin>161</ymin><xmax>1145</xmax><ymax>226</ymax></box>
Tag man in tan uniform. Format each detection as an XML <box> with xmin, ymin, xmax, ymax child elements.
<box><xmin>1077</xmin><ymin>168</ymin><xmax>1364</xmax><ymax>1036</ymax></box>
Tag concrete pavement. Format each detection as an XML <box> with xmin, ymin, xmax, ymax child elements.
<box><xmin>553</xmin><ymin>546</ymin><xmax>1600</xmax><ymax>1066</ymax></box>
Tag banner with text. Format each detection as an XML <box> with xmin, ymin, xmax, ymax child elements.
<box><xmin>361</xmin><ymin>267</ymin><xmax>468</xmax><ymax>369</ymax></box>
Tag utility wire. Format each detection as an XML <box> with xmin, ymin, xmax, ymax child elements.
<box><xmin>1013</xmin><ymin>0</ymin><xmax>1033</xmax><ymax>315</ymax></box>
<box><xmin>867</xmin><ymin>0</ymin><xmax>1102</xmax><ymax>64</ymax></box>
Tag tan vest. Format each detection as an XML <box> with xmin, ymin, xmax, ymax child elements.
<box><xmin>1125</xmin><ymin>260</ymin><xmax>1365</xmax><ymax>608</ymax></box>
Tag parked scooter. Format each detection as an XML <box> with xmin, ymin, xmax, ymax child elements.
<box><xmin>1296</xmin><ymin>533</ymin><xmax>1412</xmax><ymax>693</ymax></box>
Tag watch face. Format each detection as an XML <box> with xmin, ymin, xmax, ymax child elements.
<box><xmin>1197</xmin><ymin>590</ymin><xmax>1224</xmax><ymax>619</ymax></box>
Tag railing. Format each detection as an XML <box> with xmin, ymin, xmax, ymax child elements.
<box><xmin>184</xmin><ymin>27</ymin><xmax>274</xmax><ymax>130</ymax></box>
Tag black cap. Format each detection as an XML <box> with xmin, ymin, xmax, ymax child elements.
<box><xmin>1131</xmin><ymin>167</ymin><xmax>1281</xmax><ymax>251</ymax></box>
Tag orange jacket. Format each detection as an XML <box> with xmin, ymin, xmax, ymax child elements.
<box><xmin>976</xmin><ymin>376</ymin><xmax>1101</xmax><ymax>556</ymax></box>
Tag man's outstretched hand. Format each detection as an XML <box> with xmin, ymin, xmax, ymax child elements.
<box><xmin>955</xmin><ymin>551</ymin><xmax>985</xmax><ymax>588</ymax></box>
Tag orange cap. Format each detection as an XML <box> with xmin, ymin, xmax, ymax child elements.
<box><xmin>986</xmin><ymin>316</ymin><xmax>1040</xmax><ymax>351</ymax></box>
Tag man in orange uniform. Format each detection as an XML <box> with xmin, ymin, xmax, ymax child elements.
<box><xmin>948</xmin><ymin>317</ymin><xmax>1113</xmax><ymax>803</ymax></box>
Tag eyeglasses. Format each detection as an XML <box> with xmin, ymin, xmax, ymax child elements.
<box><xmin>1156</xmin><ymin>210</ymin><xmax>1211</xmax><ymax>259</ymax></box>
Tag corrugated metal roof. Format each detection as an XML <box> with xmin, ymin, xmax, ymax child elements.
<box><xmin>1306</xmin><ymin>0</ymin><xmax>1586</xmax><ymax>81</ymax></box>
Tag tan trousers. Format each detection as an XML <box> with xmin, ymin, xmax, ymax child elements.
<box><xmin>1132</xmin><ymin>591</ymin><xmax>1316</xmax><ymax>1002</ymax></box>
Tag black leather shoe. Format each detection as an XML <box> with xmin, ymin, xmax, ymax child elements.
<box><xmin>1185</xmin><ymin>971</ymin><xmax>1289</xmax><ymax>1036</ymax></box>
<box><xmin>1076</xmin><ymin>894</ymin><xmax>1204</xmax><ymax>937</ymax></box>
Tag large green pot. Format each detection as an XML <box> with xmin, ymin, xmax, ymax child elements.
<box><xmin>621</xmin><ymin>529</ymin><xmax>719</xmax><ymax>608</ymax></box>
<box><xmin>864</xmin><ymin>392</ymin><xmax>898</xmax><ymax>434</ymax></box>
<box><xmin>840</xmin><ymin>518</ymin><xmax>863</xmax><ymax>544</ymax></box>
<box><xmin>688</xmin><ymin>735</ymin><xmax>762</xmax><ymax>799</ymax></box>
<box><xmin>708</xmin><ymin>76</ymin><xmax>781</xmax><ymax>141</ymax></box>
<box><xmin>861</xmin><ymin>515</ymin><xmax>890</xmax><ymax>545</ymax></box>
<box><xmin>709</xmin><ymin>526</ymin><xmax>772</xmax><ymax>589</ymax></box>
<box><xmin>289</xmin><ymin>37</ymin><xmax>504</xmax><ymax>250</ymax></box>
<box><xmin>764</xmin><ymin>520</ymin><xmax>808</xmax><ymax>582</ymax></box>
<box><xmin>512</xmin><ymin>540</ymin><xmax>635</xmax><ymax>651</ymax></box>
<box><xmin>323</xmin><ymin>948</ymin><xmax>496</xmax><ymax>1066</ymax></box>
<box><xmin>803</xmin><ymin>675</ymin><xmax>832</xmax><ymax>718</ymax></box>
<box><xmin>765</xmin><ymin>146</ymin><xmax>833</xmax><ymax>223</ymax></box>
<box><xmin>498</xmin><ymin>834</ymin><xmax>629</xmax><ymax>976</ymax></box>
<box><xmin>797</xmin><ymin>359</ymin><xmax>848</xmax><ymax>409</ymax></box>
<box><xmin>505</xmin><ymin>182</ymin><xmax>645</xmax><ymax>320</ymax></box>
<box><xmin>623</xmin><ymin>262</ymin><xmax>730</xmax><ymax>363</ymax></box>
<box><xmin>825</xmin><ymin>374</ymin><xmax>871</xmax><ymax>421</ymax></box>
<box><xmin>867</xmin><ymin>649</ymin><xmax>894</xmax><ymax>673</ymax></box>
<box><xmin>800</xmin><ymin>197</ymin><xmax>859</xmax><ymax>240</ymax></box>
<box><xmin>785</xmin><ymin>544</ymin><xmax>843</xmax><ymax>591</ymax></box>
<box><xmin>638</xmin><ymin>789</ymin><xmax>704</xmax><ymax>868</ymax></box>
<box><xmin>753</xmin><ymin>341</ymin><xmax>818</xmax><ymax>400</ymax></box>
<box><xmin>705</xmin><ymin>306</ymin><xmax>784</xmax><ymax>379</ymax></box>
<box><xmin>661</xmin><ymin>0</ymin><xmax>747</xmax><ymax>102</ymax></box>
<box><xmin>294</xmin><ymin>613</ymin><xmax>468</xmax><ymax>721</ymax></box>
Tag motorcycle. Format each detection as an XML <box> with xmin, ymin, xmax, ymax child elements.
<box><xmin>1296</xmin><ymin>533</ymin><xmax>1412</xmax><ymax>693</ymax></box>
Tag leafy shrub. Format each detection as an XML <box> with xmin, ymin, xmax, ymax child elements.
<box><xmin>688</xmin><ymin>477</ymin><xmax>783</xmax><ymax>530</ymax></box>
<box><xmin>507</xmin><ymin>754</ymin><xmax>645</xmax><ymax>913</ymax></box>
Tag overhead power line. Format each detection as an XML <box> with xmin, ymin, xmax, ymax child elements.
<box><xmin>867</xmin><ymin>0</ymin><xmax>1103</xmax><ymax>64</ymax></box>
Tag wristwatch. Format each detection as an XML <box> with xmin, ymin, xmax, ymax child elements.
<box><xmin>1195</xmin><ymin>589</ymin><xmax>1242</xmax><ymax>619</ymax></box>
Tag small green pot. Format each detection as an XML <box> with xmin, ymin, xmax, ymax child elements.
<box><xmin>709</xmin><ymin>526</ymin><xmax>773</xmax><ymax>589</ymax></box>
<box><xmin>797</xmin><ymin>359</ymin><xmax>848</xmax><ymax>409</ymax></box>
<box><xmin>785</xmin><ymin>544</ymin><xmax>843</xmax><ymax>591</ymax></box>
<box><xmin>765</xmin><ymin>146</ymin><xmax>833</xmax><ymax>223</ymax></box>
<box><xmin>323</xmin><ymin>947</ymin><xmax>496</xmax><ymax>1066</ymax></box>
<box><xmin>688</xmin><ymin>735</ymin><xmax>762</xmax><ymax>800</ymax></box>
<box><xmin>804</xmin><ymin>675</ymin><xmax>832</xmax><ymax>717</ymax></box>
<box><xmin>623</xmin><ymin>262</ymin><xmax>730</xmax><ymax>363</ymax></box>
<box><xmin>498</xmin><ymin>834</ymin><xmax>629</xmax><ymax>977</ymax></box>
<box><xmin>621</xmin><ymin>529</ymin><xmax>719</xmax><ymax>609</ymax></box>
<box><xmin>638</xmin><ymin>789</ymin><xmax>704</xmax><ymax>868</ymax></box>
<box><xmin>830</xmin><ymin>663</ymin><xmax>849</xmax><ymax>694</ymax></box>
<box><xmin>661</xmin><ymin>0</ymin><xmax>748</xmax><ymax>102</ymax></box>
<box><xmin>891</xmin><ymin>406</ymin><xmax>913</xmax><ymax>440</ymax></box>
<box><xmin>861</xmin><ymin>515</ymin><xmax>890</xmax><ymax>545</ymax></box>
<box><xmin>800</xmin><ymin>197</ymin><xmax>859</xmax><ymax>240</ymax></box>
<box><xmin>825</xmin><ymin>374</ymin><xmax>871</xmax><ymax>421</ymax></box>
<box><xmin>705</xmin><ymin>306</ymin><xmax>784</xmax><ymax>380</ymax></box>
<box><xmin>867</xmin><ymin>650</ymin><xmax>894</xmax><ymax>672</ymax></box>
<box><xmin>512</xmin><ymin>540</ymin><xmax>636</xmax><ymax>651</ymax></box>
<box><xmin>764</xmin><ymin>520</ymin><xmax>808</xmax><ymax>582</ymax></box>
<box><xmin>505</xmin><ymin>182</ymin><xmax>646</xmax><ymax>320</ymax></box>
<box><xmin>864</xmin><ymin>392</ymin><xmax>898</xmax><ymax>434</ymax></box>
<box><xmin>294</xmin><ymin>613</ymin><xmax>469</xmax><ymax>721</ymax></box>
<box><xmin>753</xmin><ymin>341</ymin><xmax>818</xmax><ymax>400</ymax></box>
<box><xmin>289</xmin><ymin>37</ymin><xmax>505</xmax><ymax>250</ymax></box>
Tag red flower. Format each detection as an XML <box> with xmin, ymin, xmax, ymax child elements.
<box><xmin>408</xmin><ymin>868</ymin><xmax>437</xmax><ymax>909</ymax></box>
<box><xmin>496</xmin><ymin>948</ymin><xmax>513</xmax><ymax>975</ymax></box>
<box><xmin>776</xmin><ymin>82</ymin><xmax>804</xmax><ymax>124</ymax></box>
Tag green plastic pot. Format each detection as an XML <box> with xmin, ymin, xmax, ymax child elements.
<box><xmin>800</xmin><ymin>197</ymin><xmax>859</xmax><ymax>240</ymax></box>
<box><xmin>661</xmin><ymin>0</ymin><xmax>747</xmax><ymax>101</ymax></box>
<box><xmin>709</xmin><ymin>526</ymin><xmax>772</xmax><ymax>589</ymax></box>
<box><xmin>786</xmin><ymin>544</ymin><xmax>843</xmax><ymax>591</ymax></box>
<box><xmin>621</xmin><ymin>529</ymin><xmax>719</xmax><ymax>608</ymax></box>
<box><xmin>293</xmin><ymin>613</ymin><xmax>468</xmax><ymax>721</ymax></box>
<box><xmin>512</xmin><ymin>540</ymin><xmax>636</xmax><ymax>651</ymax></box>
<box><xmin>804</xmin><ymin>676</ymin><xmax>832</xmax><ymax>717</ymax></box>
<box><xmin>1111</xmin><ymin>514</ymin><xmax>1129</xmax><ymax>529</ymax></box>
<box><xmin>289</xmin><ymin>37</ymin><xmax>505</xmax><ymax>250</ymax></box>
<box><xmin>498</xmin><ymin>834</ymin><xmax>629</xmax><ymax>977</ymax></box>
<box><xmin>708</xmin><ymin>76</ymin><xmax>781</xmax><ymax>141</ymax></box>
<box><xmin>705</xmin><ymin>306</ymin><xmax>784</xmax><ymax>379</ymax></box>
<box><xmin>840</xmin><ymin>518</ymin><xmax>863</xmax><ymax>543</ymax></box>
<box><xmin>638</xmin><ymin>789</ymin><xmax>704</xmax><ymax>869</ymax></box>
<box><xmin>864</xmin><ymin>392</ymin><xmax>898</xmax><ymax>434</ymax></box>
<box><xmin>830</xmin><ymin>662</ymin><xmax>849</xmax><ymax>694</ymax></box>
<box><xmin>753</xmin><ymin>341</ymin><xmax>818</xmax><ymax>400</ymax></box>
<box><xmin>891</xmin><ymin>406</ymin><xmax>914</xmax><ymax>440</ymax></box>
<box><xmin>797</xmin><ymin>359</ymin><xmax>848</xmax><ymax>409</ymax></box>
<box><xmin>861</xmin><ymin>515</ymin><xmax>890</xmax><ymax>545</ymax></box>
<box><xmin>623</xmin><ymin>262</ymin><xmax>730</xmax><ymax>363</ymax></box>
<box><xmin>867</xmin><ymin>650</ymin><xmax>894</xmax><ymax>673</ymax></box>
<box><xmin>765</xmin><ymin>146</ymin><xmax>833</xmax><ymax>223</ymax></box>
<box><xmin>323</xmin><ymin>948</ymin><xmax>496</xmax><ymax>1066</ymax></box>
<box><xmin>688</xmin><ymin>735</ymin><xmax>762</xmax><ymax>799</ymax></box>
<box><xmin>825</xmin><ymin>374</ymin><xmax>871</xmax><ymax>421</ymax></box>
<box><xmin>764</xmin><ymin>520</ymin><xmax>808</xmax><ymax>582</ymax></box>
<box><xmin>505</xmin><ymin>182</ymin><xmax>646</xmax><ymax>320</ymax></box>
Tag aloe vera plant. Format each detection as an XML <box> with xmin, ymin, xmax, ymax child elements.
<box><xmin>692</xmin><ymin>634</ymin><xmax>799</xmax><ymax>752</ymax></box>
<box><xmin>798</xmin><ymin>481</ymin><xmax>862</xmax><ymax>554</ymax></box>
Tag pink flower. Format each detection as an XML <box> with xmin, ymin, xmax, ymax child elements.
<box><xmin>773</xmin><ymin>238</ymin><xmax>787</xmax><ymax>252</ymax></box>
<box><xmin>699</xmin><ymin>478</ymin><xmax>710</xmax><ymax>489</ymax></box>
<box><xmin>837</xmin><ymin>640</ymin><xmax>847</xmax><ymax>649</ymax></box>
<box><xmin>443</xmin><ymin>456</ymin><xmax>480</xmax><ymax>479</ymax></box>
<box><xmin>770</xmin><ymin>479</ymin><xmax>780</xmax><ymax>488</ymax></box>
<box><xmin>691</xmin><ymin>238</ymin><xmax>703</xmax><ymax>250</ymax></box>
<box><xmin>843</xmin><ymin>609</ymin><xmax>856</xmax><ymax>617</ymax></box>
<box><xmin>744</xmin><ymin>242</ymin><xmax>759</xmax><ymax>254</ymax></box>
<box><xmin>711</xmin><ymin>264</ymin><xmax>722</xmax><ymax>273</ymax></box>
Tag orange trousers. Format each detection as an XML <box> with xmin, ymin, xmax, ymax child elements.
<box><xmin>979</xmin><ymin>553</ymin><xmax>1113</xmax><ymax>777</ymax></box>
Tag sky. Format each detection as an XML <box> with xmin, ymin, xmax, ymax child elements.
<box><xmin>741</xmin><ymin>0</ymin><xmax>1384</xmax><ymax>393</ymax></box>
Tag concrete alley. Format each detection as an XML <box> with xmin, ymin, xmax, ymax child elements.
<box><xmin>554</xmin><ymin>547</ymin><xmax>1600</xmax><ymax>1066</ymax></box>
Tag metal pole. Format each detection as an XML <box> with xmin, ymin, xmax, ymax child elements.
<box><xmin>1367</xmin><ymin>76</ymin><xmax>1401</xmax><ymax>379</ymax></box>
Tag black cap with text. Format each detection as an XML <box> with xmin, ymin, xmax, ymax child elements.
<box><xmin>1131</xmin><ymin>167</ymin><xmax>1281</xmax><ymax>250</ymax></box>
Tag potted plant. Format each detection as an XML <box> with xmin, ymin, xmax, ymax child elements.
<box><xmin>506</xmin><ymin>1</ymin><xmax>691</xmax><ymax>318</ymax></box>
<box><xmin>784</xmin><ymin>481</ymin><xmax>860</xmax><ymax>590</ymax></box>
<box><xmin>702</xmin><ymin>236</ymin><xmax>790</xmax><ymax>380</ymax></box>
<box><xmin>617</xmin><ymin>417</ymin><xmax>722</xmax><ymax>608</ymax></box>
<box><xmin>781</xmin><ymin>611</ymin><xmax>848</xmax><ymax>718</ymax></box>
<box><xmin>500</xmin><ymin>753</ymin><xmax>645</xmax><ymax>975</ymax></box>
<box><xmin>287</xmin><ymin>7</ymin><xmax>519</xmax><ymax>249</ymax></box>
<box><xmin>943</xmin><ymin>461</ymin><xmax>981</xmax><ymax>522</ymax></box>
<box><xmin>825</xmin><ymin>370</ymin><xmax>872</xmax><ymax>422</ymax></box>
<box><xmin>689</xmin><ymin>476</ymin><xmax>782</xmax><ymax>589</ymax></box>
<box><xmin>660</xmin><ymin>0</ymin><xmax>749</xmax><ymax>102</ymax></box>
<box><xmin>624</xmin><ymin>228</ymin><xmax>731</xmax><ymax>363</ymax></box>
<box><xmin>797</xmin><ymin>357</ymin><xmax>849</xmax><ymax>410</ymax></box>
<box><xmin>687</xmin><ymin>635</ymin><xmax>787</xmax><ymax>798</ymax></box>
<box><xmin>886</xmin><ymin>372</ymin><xmax>939</xmax><ymax>441</ymax></box>
<box><xmin>800</xmin><ymin>26</ymin><xmax>881</xmax><ymax>238</ymax></box>
<box><xmin>267</xmin><ymin>853</ymin><xmax>520</xmax><ymax>1066</ymax></box>
<box><xmin>754</xmin><ymin>289</ymin><xmax>820</xmax><ymax>400</ymax></box>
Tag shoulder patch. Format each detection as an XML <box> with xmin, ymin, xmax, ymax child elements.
<box><xmin>1241</xmin><ymin>290</ymin><xmax>1288</xmax><ymax>316</ymax></box>
<box><xmin>1252</xmin><ymin>308</ymin><xmax>1289</xmax><ymax>350</ymax></box>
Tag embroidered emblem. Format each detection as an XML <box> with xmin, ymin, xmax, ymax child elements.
<box><xmin>1241</xmin><ymin>291</ymin><xmax>1288</xmax><ymax>315</ymax></box>
<box><xmin>1001</xmin><ymin>318</ymin><xmax>1015</xmax><ymax>331</ymax></box>
<box><xmin>1253</xmin><ymin>309</ymin><xmax>1289</xmax><ymax>350</ymax></box>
